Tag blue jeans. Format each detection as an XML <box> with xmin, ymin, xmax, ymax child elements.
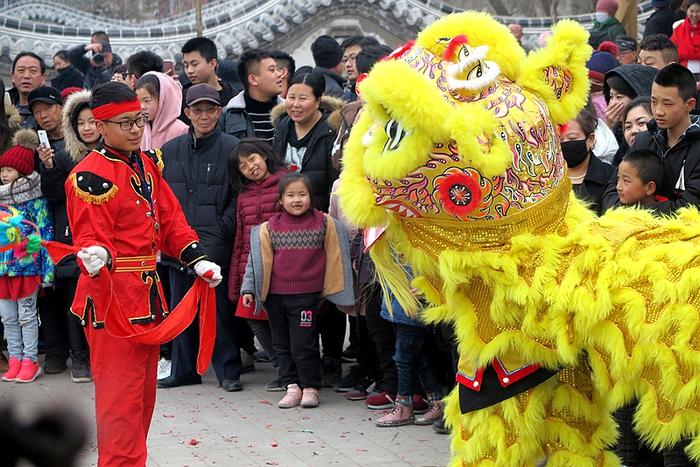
<box><xmin>0</xmin><ymin>288</ymin><xmax>39</xmax><ymax>362</ymax></box>
<box><xmin>393</xmin><ymin>322</ymin><xmax>442</xmax><ymax>398</ymax></box>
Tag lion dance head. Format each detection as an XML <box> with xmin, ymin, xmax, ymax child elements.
<box><xmin>339</xmin><ymin>11</ymin><xmax>592</xmax><ymax>311</ymax></box>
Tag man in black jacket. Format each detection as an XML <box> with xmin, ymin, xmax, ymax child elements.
<box><xmin>9</xmin><ymin>52</ymin><xmax>47</xmax><ymax>129</ymax></box>
<box><xmin>603</xmin><ymin>64</ymin><xmax>700</xmax><ymax>216</ymax></box>
<box><xmin>32</xmin><ymin>86</ymin><xmax>91</xmax><ymax>381</ymax></box>
<box><xmin>67</xmin><ymin>32</ymin><xmax>121</xmax><ymax>90</ymax></box>
<box><xmin>158</xmin><ymin>84</ymin><xmax>243</xmax><ymax>392</ymax></box>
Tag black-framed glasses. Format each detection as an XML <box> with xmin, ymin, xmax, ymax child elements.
<box><xmin>104</xmin><ymin>115</ymin><xmax>148</xmax><ymax>131</ymax></box>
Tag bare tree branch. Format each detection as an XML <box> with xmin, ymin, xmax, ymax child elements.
<box><xmin>550</xmin><ymin>0</ymin><xmax>560</xmax><ymax>22</ymax></box>
<box><xmin>487</xmin><ymin>0</ymin><xmax>511</xmax><ymax>16</ymax></box>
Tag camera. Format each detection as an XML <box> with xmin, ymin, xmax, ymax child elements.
<box><xmin>92</xmin><ymin>53</ymin><xmax>105</xmax><ymax>66</ymax></box>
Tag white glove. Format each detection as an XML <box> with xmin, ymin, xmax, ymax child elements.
<box><xmin>77</xmin><ymin>246</ymin><xmax>109</xmax><ymax>276</ymax></box>
<box><xmin>194</xmin><ymin>260</ymin><xmax>222</xmax><ymax>288</ymax></box>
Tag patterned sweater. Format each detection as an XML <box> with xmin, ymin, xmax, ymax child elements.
<box><xmin>267</xmin><ymin>209</ymin><xmax>326</xmax><ymax>295</ymax></box>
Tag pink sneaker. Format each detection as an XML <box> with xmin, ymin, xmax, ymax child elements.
<box><xmin>15</xmin><ymin>359</ymin><xmax>41</xmax><ymax>383</ymax></box>
<box><xmin>2</xmin><ymin>357</ymin><xmax>22</xmax><ymax>382</ymax></box>
<box><xmin>415</xmin><ymin>400</ymin><xmax>444</xmax><ymax>425</ymax></box>
<box><xmin>278</xmin><ymin>383</ymin><xmax>302</xmax><ymax>408</ymax></box>
<box><xmin>376</xmin><ymin>402</ymin><xmax>414</xmax><ymax>427</ymax></box>
<box><xmin>301</xmin><ymin>387</ymin><xmax>319</xmax><ymax>408</ymax></box>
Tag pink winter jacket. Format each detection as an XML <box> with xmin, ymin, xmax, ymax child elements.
<box><xmin>140</xmin><ymin>71</ymin><xmax>188</xmax><ymax>151</ymax></box>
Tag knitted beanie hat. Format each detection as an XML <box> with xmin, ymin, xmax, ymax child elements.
<box><xmin>311</xmin><ymin>35</ymin><xmax>343</xmax><ymax>69</ymax></box>
<box><xmin>587</xmin><ymin>51</ymin><xmax>619</xmax><ymax>83</ymax></box>
<box><xmin>0</xmin><ymin>129</ymin><xmax>38</xmax><ymax>176</ymax></box>
<box><xmin>598</xmin><ymin>41</ymin><xmax>619</xmax><ymax>57</ymax></box>
<box><xmin>596</xmin><ymin>0</ymin><xmax>619</xmax><ymax>16</ymax></box>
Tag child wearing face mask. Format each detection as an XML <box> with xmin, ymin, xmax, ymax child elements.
<box><xmin>0</xmin><ymin>130</ymin><xmax>54</xmax><ymax>384</ymax></box>
<box><xmin>240</xmin><ymin>173</ymin><xmax>354</xmax><ymax>409</ymax></box>
<box><xmin>228</xmin><ymin>137</ymin><xmax>288</xmax><ymax>392</ymax></box>
<box><xmin>135</xmin><ymin>72</ymin><xmax>188</xmax><ymax>151</ymax></box>
<box><xmin>560</xmin><ymin>109</ymin><xmax>615</xmax><ymax>215</ymax></box>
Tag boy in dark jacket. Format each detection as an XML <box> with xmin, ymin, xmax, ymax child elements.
<box><xmin>603</xmin><ymin>64</ymin><xmax>700</xmax><ymax>216</ymax></box>
<box><xmin>159</xmin><ymin>84</ymin><xmax>243</xmax><ymax>392</ymax></box>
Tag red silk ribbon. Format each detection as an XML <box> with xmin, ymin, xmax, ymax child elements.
<box><xmin>43</xmin><ymin>240</ymin><xmax>216</xmax><ymax>375</ymax></box>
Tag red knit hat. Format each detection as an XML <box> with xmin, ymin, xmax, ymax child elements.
<box><xmin>60</xmin><ymin>87</ymin><xmax>83</xmax><ymax>100</ymax></box>
<box><xmin>596</xmin><ymin>0</ymin><xmax>618</xmax><ymax>16</ymax></box>
<box><xmin>598</xmin><ymin>41</ymin><xmax>619</xmax><ymax>57</ymax></box>
<box><xmin>0</xmin><ymin>129</ymin><xmax>38</xmax><ymax>176</ymax></box>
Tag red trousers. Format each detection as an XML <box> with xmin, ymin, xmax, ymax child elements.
<box><xmin>85</xmin><ymin>324</ymin><xmax>159</xmax><ymax>467</ymax></box>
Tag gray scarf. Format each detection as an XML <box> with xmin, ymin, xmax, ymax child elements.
<box><xmin>0</xmin><ymin>171</ymin><xmax>42</xmax><ymax>205</ymax></box>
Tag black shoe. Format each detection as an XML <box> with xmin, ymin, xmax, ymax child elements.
<box><xmin>253</xmin><ymin>350</ymin><xmax>271</xmax><ymax>363</ymax></box>
<box><xmin>70</xmin><ymin>352</ymin><xmax>91</xmax><ymax>383</ymax></box>
<box><xmin>334</xmin><ymin>364</ymin><xmax>364</xmax><ymax>392</ymax></box>
<box><xmin>265</xmin><ymin>378</ymin><xmax>285</xmax><ymax>392</ymax></box>
<box><xmin>433</xmin><ymin>418</ymin><xmax>449</xmax><ymax>435</ymax></box>
<box><xmin>321</xmin><ymin>356</ymin><xmax>342</xmax><ymax>388</ymax></box>
<box><xmin>221</xmin><ymin>379</ymin><xmax>242</xmax><ymax>392</ymax></box>
<box><xmin>157</xmin><ymin>375</ymin><xmax>201</xmax><ymax>388</ymax></box>
<box><xmin>44</xmin><ymin>355</ymin><xmax>67</xmax><ymax>374</ymax></box>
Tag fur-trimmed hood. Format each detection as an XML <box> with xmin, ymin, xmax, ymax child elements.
<box><xmin>1</xmin><ymin>97</ymin><xmax>22</xmax><ymax>153</ymax></box>
<box><xmin>270</xmin><ymin>95</ymin><xmax>344</xmax><ymax>130</ymax></box>
<box><xmin>61</xmin><ymin>90</ymin><xmax>95</xmax><ymax>163</ymax></box>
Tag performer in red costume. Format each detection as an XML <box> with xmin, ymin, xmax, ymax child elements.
<box><xmin>65</xmin><ymin>82</ymin><xmax>223</xmax><ymax>467</ymax></box>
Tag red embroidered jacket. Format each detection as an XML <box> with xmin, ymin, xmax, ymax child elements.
<box><xmin>65</xmin><ymin>144</ymin><xmax>207</xmax><ymax>328</ymax></box>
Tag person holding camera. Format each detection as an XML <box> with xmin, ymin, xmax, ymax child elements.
<box><xmin>67</xmin><ymin>32</ymin><xmax>122</xmax><ymax>91</ymax></box>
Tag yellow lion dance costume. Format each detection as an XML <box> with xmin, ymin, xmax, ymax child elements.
<box><xmin>339</xmin><ymin>11</ymin><xmax>700</xmax><ymax>467</ymax></box>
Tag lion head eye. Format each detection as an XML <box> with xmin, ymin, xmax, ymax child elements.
<box><xmin>384</xmin><ymin>119</ymin><xmax>409</xmax><ymax>153</ymax></box>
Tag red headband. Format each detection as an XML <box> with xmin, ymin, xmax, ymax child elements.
<box><xmin>92</xmin><ymin>100</ymin><xmax>141</xmax><ymax>121</ymax></box>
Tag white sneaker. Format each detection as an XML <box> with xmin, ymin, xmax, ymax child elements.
<box><xmin>157</xmin><ymin>358</ymin><xmax>172</xmax><ymax>380</ymax></box>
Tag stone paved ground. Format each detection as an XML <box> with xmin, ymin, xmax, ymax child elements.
<box><xmin>1</xmin><ymin>358</ymin><xmax>451</xmax><ymax>466</ymax></box>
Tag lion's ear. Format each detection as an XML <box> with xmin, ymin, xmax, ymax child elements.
<box><xmin>516</xmin><ymin>20</ymin><xmax>592</xmax><ymax>125</ymax></box>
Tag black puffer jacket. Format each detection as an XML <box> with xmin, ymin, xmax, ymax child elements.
<box><xmin>272</xmin><ymin>96</ymin><xmax>342</xmax><ymax>211</ymax></box>
<box><xmin>51</xmin><ymin>65</ymin><xmax>84</xmax><ymax>92</ymax></box>
<box><xmin>161</xmin><ymin>128</ymin><xmax>239</xmax><ymax>266</ymax></box>
<box><xmin>643</xmin><ymin>8</ymin><xmax>677</xmax><ymax>38</ymax></box>
<box><xmin>602</xmin><ymin>116</ymin><xmax>700</xmax><ymax>214</ymax></box>
<box><xmin>40</xmin><ymin>137</ymin><xmax>77</xmax><ymax>278</ymax></box>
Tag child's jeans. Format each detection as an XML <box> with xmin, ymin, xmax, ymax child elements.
<box><xmin>0</xmin><ymin>289</ymin><xmax>39</xmax><ymax>362</ymax></box>
<box><xmin>393</xmin><ymin>322</ymin><xmax>442</xmax><ymax>398</ymax></box>
<box><xmin>265</xmin><ymin>293</ymin><xmax>322</xmax><ymax>389</ymax></box>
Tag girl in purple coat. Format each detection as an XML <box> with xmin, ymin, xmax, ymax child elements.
<box><xmin>228</xmin><ymin>138</ymin><xmax>288</xmax><ymax>391</ymax></box>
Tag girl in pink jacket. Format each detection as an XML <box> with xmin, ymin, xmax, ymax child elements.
<box><xmin>136</xmin><ymin>71</ymin><xmax>188</xmax><ymax>151</ymax></box>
